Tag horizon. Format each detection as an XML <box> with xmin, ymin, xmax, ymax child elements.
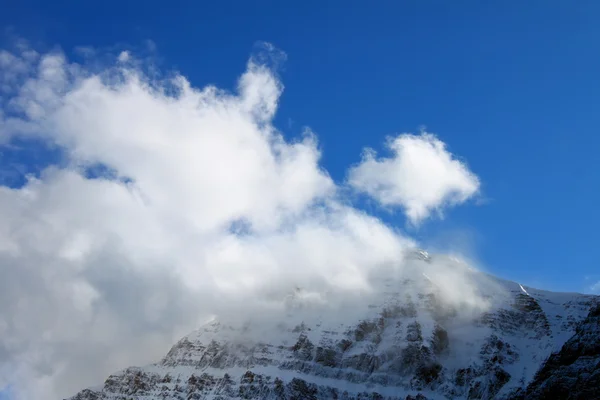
<box><xmin>1</xmin><ymin>1</ymin><xmax>599</xmax><ymax>399</ymax></box>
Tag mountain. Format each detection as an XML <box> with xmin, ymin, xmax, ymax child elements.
<box><xmin>67</xmin><ymin>252</ymin><xmax>598</xmax><ymax>400</ymax></box>
<box><xmin>507</xmin><ymin>303</ymin><xmax>600</xmax><ymax>399</ymax></box>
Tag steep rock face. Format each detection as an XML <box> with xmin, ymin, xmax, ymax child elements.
<box><xmin>508</xmin><ymin>304</ymin><xmax>600</xmax><ymax>400</ymax></box>
<box><xmin>67</xmin><ymin>256</ymin><xmax>598</xmax><ymax>400</ymax></box>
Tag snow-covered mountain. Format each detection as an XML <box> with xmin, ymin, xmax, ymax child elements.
<box><xmin>509</xmin><ymin>302</ymin><xmax>600</xmax><ymax>399</ymax></box>
<box><xmin>67</xmin><ymin>252</ymin><xmax>598</xmax><ymax>400</ymax></box>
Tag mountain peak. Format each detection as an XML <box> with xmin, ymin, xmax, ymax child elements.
<box><xmin>67</xmin><ymin>271</ymin><xmax>598</xmax><ymax>400</ymax></box>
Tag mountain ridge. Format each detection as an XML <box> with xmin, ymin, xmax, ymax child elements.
<box><xmin>67</xmin><ymin>254</ymin><xmax>598</xmax><ymax>400</ymax></box>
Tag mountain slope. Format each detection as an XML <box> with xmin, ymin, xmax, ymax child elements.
<box><xmin>507</xmin><ymin>303</ymin><xmax>600</xmax><ymax>400</ymax></box>
<box><xmin>67</xmin><ymin>254</ymin><xmax>598</xmax><ymax>400</ymax></box>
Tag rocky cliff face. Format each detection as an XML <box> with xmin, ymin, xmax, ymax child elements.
<box><xmin>67</xmin><ymin>255</ymin><xmax>598</xmax><ymax>400</ymax></box>
<box><xmin>507</xmin><ymin>304</ymin><xmax>600</xmax><ymax>400</ymax></box>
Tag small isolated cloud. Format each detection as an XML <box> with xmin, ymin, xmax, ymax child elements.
<box><xmin>590</xmin><ymin>281</ymin><xmax>600</xmax><ymax>294</ymax></box>
<box><xmin>348</xmin><ymin>133</ymin><xmax>480</xmax><ymax>225</ymax></box>
<box><xmin>117</xmin><ymin>51</ymin><xmax>130</xmax><ymax>62</ymax></box>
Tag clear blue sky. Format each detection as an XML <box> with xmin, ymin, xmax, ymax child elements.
<box><xmin>1</xmin><ymin>0</ymin><xmax>599</xmax><ymax>293</ymax></box>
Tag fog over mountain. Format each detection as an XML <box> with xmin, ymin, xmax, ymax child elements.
<box><xmin>0</xmin><ymin>44</ymin><xmax>595</xmax><ymax>400</ymax></box>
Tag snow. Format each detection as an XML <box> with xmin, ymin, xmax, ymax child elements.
<box><xmin>68</xmin><ymin>255</ymin><xmax>599</xmax><ymax>400</ymax></box>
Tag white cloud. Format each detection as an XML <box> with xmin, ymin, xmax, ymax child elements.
<box><xmin>117</xmin><ymin>51</ymin><xmax>130</xmax><ymax>62</ymax></box>
<box><xmin>590</xmin><ymin>281</ymin><xmax>600</xmax><ymax>294</ymax></box>
<box><xmin>348</xmin><ymin>133</ymin><xmax>480</xmax><ymax>225</ymax></box>
<box><xmin>0</xmin><ymin>49</ymin><xmax>36</xmax><ymax>96</ymax></box>
<box><xmin>0</xmin><ymin>44</ymin><xmax>493</xmax><ymax>399</ymax></box>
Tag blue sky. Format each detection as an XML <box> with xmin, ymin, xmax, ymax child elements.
<box><xmin>2</xmin><ymin>0</ymin><xmax>597</xmax><ymax>292</ymax></box>
<box><xmin>0</xmin><ymin>386</ymin><xmax>11</xmax><ymax>400</ymax></box>
<box><xmin>1</xmin><ymin>1</ymin><xmax>600</xmax><ymax>398</ymax></box>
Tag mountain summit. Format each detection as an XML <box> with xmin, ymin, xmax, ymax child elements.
<box><xmin>67</xmin><ymin>254</ymin><xmax>598</xmax><ymax>400</ymax></box>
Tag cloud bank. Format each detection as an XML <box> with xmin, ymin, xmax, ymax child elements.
<box><xmin>0</xmin><ymin>43</ymin><xmax>484</xmax><ymax>399</ymax></box>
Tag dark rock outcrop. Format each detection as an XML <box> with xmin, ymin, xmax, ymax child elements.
<box><xmin>508</xmin><ymin>304</ymin><xmax>600</xmax><ymax>400</ymax></box>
